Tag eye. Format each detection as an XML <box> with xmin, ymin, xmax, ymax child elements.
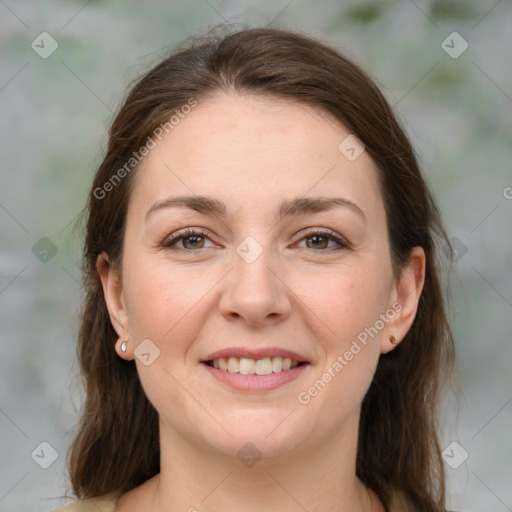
<box><xmin>161</xmin><ymin>227</ymin><xmax>351</xmax><ymax>254</ymax></box>
<box><xmin>161</xmin><ymin>228</ymin><xmax>217</xmax><ymax>253</ymax></box>
<box><xmin>296</xmin><ymin>228</ymin><xmax>351</xmax><ymax>251</ymax></box>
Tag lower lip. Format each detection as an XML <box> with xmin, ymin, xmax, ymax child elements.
<box><xmin>202</xmin><ymin>362</ymin><xmax>310</xmax><ymax>391</ymax></box>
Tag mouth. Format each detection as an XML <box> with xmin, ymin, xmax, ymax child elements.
<box><xmin>201</xmin><ymin>354</ymin><xmax>311</xmax><ymax>392</ymax></box>
<box><xmin>203</xmin><ymin>356</ymin><xmax>309</xmax><ymax>375</ymax></box>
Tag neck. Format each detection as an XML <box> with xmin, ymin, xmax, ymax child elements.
<box><xmin>145</xmin><ymin>414</ymin><xmax>383</xmax><ymax>512</ymax></box>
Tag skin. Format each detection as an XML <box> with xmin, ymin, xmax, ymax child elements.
<box><xmin>98</xmin><ymin>93</ymin><xmax>425</xmax><ymax>512</ymax></box>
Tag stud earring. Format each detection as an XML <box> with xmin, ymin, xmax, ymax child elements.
<box><xmin>390</xmin><ymin>335</ymin><xmax>398</xmax><ymax>345</ymax></box>
<box><xmin>121</xmin><ymin>339</ymin><xmax>127</xmax><ymax>353</ymax></box>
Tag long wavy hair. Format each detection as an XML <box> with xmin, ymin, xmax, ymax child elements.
<box><xmin>67</xmin><ymin>26</ymin><xmax>455</xmax><ymax>511</ymax></box>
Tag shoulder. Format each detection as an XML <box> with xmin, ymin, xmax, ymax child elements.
<box><xmin>389</xmin><ymin>489</ymin><xmax>460</xmax><ymax>512</ymax></box>
<box><xmin>49</xmin><ymin>491</ymin><xmax>120</xmax><ymax>512</ymax></box>
<box><xmin>389</xmin><ymin>489</ymin><xmax>409</xmax><ymax>512</ymax></box>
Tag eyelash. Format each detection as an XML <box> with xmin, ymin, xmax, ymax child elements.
<box><xmin>161</xmin><ymin>227</ymin><xmax>351</xmax><ymax>254</ymax></box>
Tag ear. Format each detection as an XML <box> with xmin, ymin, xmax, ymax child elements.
<box><xmin>381</xmin><ymin>246</ymin><xmax>426</xmax><ymax>354</ymax></box>
<box><xmin>97</xmin><ymin>252</ymin><xmax>133</xmax><ymax>359</ymax></box>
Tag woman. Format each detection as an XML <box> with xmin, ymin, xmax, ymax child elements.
<box><xmin>52</xmin><ymin>26</ymin><xmax>455</xmax><ymax>512</ymax></box>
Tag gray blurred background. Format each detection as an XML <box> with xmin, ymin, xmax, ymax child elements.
<box><xmin>1</xmin><ymin>1</ymin><xmax>511</xmax><ymax>511</ymax></box>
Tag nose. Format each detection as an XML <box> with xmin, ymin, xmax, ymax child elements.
<box><xmin>218</xmin><ymin>238</ymin><xmax>292</xmax><ymax>327</ymax></box>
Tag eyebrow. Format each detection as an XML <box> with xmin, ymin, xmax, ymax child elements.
<box><xmin>145</xmin><ymin>195</ymin><xmax>366</xmax><ymax>223</ymax></box>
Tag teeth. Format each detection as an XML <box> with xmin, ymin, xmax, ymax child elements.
<box><xmin>239</xmin><ymin>357</ymin><xmax>255</xmax><ymax>375</ymax></box>
<box><xmin>208</xmin><ymin>356</ymin><xmax>302</xmax><ymax>375</ymax></box>
<box><xmin>272</xmin><ymin>357</ymin><xmax>283</xmax><ymax>372</ymax></box>
<box><xmin>227</xmin><ymin>357</ymin><xmax>239</xmax><ymax>373</ymax></box>
<box><xmin>255</xmin><ymin>357</ymin><xmax>273</xmax><ymax>375</ymax></box>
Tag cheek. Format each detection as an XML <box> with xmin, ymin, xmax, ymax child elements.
<box><xmin>122</xmin><ymin>260</ymin><xmax>214</xmax><ymax>410</ymax></box>
<box><xmin>303</xmin><ymin>262</ymin><xmax>390</xmax><ymax>345</ymax></box>
<box><xmin>123</xmin><ymin>257</ymin><xmax>212</xmax><ymax>345</ymax></box>
<box><xmin>296</xmin><ymin>263</ymin><xmax>388</xmax><ymax>406</ymax></box>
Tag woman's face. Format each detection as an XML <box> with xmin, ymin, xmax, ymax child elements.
<box><xmin>100</xmin><ymin>93</ymin><xmax>424</xmax><ymax>461</ymax></box>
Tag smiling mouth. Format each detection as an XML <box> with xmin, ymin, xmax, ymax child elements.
<box><xmin>204</xmin><ymin>356</ymin><xmax>309</xmax><ymax>376</ymax></box>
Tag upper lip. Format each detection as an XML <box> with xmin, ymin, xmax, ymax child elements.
<box><xmin>202</xmin><ymin>347</ymin><xmax>310</xmax><ymax>363</ymax></box>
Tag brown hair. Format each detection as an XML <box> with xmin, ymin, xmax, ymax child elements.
<box><xmin>68</xmin><ymin>26</ymin><xmax>455</xmax><ymax>511</ymax></box>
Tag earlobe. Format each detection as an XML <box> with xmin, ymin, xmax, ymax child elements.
<box><xmin>114</xmin><ymin>336</ymin><xmax>134</xmax><ymax>360</ymax></box>
<box><xmin>381</xmin><ymin>246</ymin><xmax>426</xmax><ymax>354</ymax></box>
<box><xmin>96</xmin><ymin>252</ymin><xmax>130</xmax><ymax>341</ymax></box>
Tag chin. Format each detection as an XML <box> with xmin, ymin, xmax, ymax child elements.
<box><xmin>197</xmin><ymin>410</ymin><xmax>311</xmax><ymax>462</ymax></box>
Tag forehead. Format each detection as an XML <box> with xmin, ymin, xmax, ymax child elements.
<box><xmin>128</xmin><ymin>93</ymin><xmax>384</xmax><ymax>223</ymax></box>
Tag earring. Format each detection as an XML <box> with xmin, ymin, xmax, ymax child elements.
<box><xmin>121</xmin><ymin>339</ymin><xmax>127</xmax><ymax>353</ymax></box>
<box><xmin>390</xmin><ymin>335</ymin><xmax>398</xmax><ymax>345</ymax></box>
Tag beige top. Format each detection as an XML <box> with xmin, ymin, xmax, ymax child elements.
<box><xmin>50</xmin><ymin>491</ymin><xmax>120</xmax><ymax>512</ymax></box>
<box><xmin>49</xmin><ymin>489</ymin><xmax>411</xmax><ymax>512</ymax></box>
